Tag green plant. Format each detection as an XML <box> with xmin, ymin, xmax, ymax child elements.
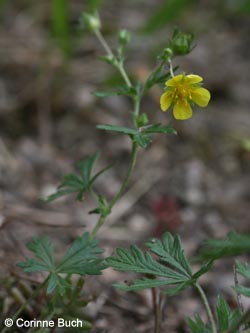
<box><xmin>4</xmin><ymin>5</ymin><xmax>249</xmax><ymax>333</ymax></box>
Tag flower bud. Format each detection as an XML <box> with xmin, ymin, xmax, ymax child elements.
<box><xmin>168</xmin><ymin>29</ymin><xmax>194</xmax><ymax>56</ymax></box>
<box><xmin>118</xmin><ymin>29</ymin><xmax>131</xmax><ymax>46</ymax></box>
<box><xmin>81</xmin><ymin>13</ymin><xmax>101</xmax><ymax>32</ymax></box>
<box><xmin>163</xmin><ymin>48</ymin><xmax>173</xmax><ymax>60</ymax></box>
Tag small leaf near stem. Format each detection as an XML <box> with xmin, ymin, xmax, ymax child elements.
<box><xmin>195</xmin><ymin>282</ymin><xmax>217</xmax><ymax>333</ymax></box>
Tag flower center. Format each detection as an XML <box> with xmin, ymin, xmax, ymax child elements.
<box><xmin>174</xmin><ymin>84</ymin><xmax>192</xmax><ymax>102</ymax></box>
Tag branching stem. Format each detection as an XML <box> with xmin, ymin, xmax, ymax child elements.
<box><xmin>90</xmin><ymin>26</ymin><xmax>139</xmax><ymax>238</ymax></box>
<box><xmin>94</xmin><ymin>29</ymin><xmax>132</xmax><ymax>88</ymax></box>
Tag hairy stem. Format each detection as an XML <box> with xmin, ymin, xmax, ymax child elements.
<box><xmin>168</xmin><ymin>59</ymin><xmax>175</xmax><ymax>78</ymax></box>
<box><xmin>94</xmin><ymin>29</ymin><xmax>132</xmax><ymax>88</ymax></box>
<box><xmin>90</xmin><ymin>141</ymin><xmax>138</xmax><ymax>238</ymax></box>
<box><xmin>195</xmin><ymin>283</ymin><xmax>217</xmax><ymax>333</ymax></box>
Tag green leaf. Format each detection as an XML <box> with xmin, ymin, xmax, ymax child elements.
<box><xmin>107</xmin><ymin>233</ymin><xmax>197</xmax><ymax>294</ymax></box>
<box><xmin>232</xmin><ymin>260</ymin><xmax>250</xmax><ymax>298</ymax></box>
<box><xmin>146</xmin><ymin>232</ymin><xmax>192</xmax><ymax>277</ymax></box>
<box><xmin>186</xmin><ymin>314</ymin><xmax>211</xmax><ymax>333</ymax></box>
<box><xmin>215</xmin><ymin>295</ymin><xmax>241</xmax><ymax>332</ymax></box>
<box><xmin>93</xmin><ymin>91</ymin><xmax>121</xmax><ymax>97</ymax></box>
<box><xmin>134</xmin><ymin>113</ymin><xmax>149</xmax><ymax>128</ymax></box>
<box><xmin>97</xmin><ymin>123</ymin><xmax>176</xmax><ymax>149</ymax></box>
<box><xmin>141</xmin><ymin>123</ymin><xmax>177</xmax><ymax>135</ymax></box>
<box><xmin>46</xmin><ymin>153</ymin><xmax>111</xmax><ymax>202</ymax></box>
<box><xmin>78</xmin><ymin>153</ymin><xmax>99</xmax><ymax>186</ymax></box>
<box><xmin>17</xmin><ymin>237</ymin><xmax>54</xmax><ymax>272</ymax></box>
<box><xmin>132</xmin><ymin>133</ymin><xmax>152</xmax><ymax>148</ymax></box>
<box><xmin>198</xmin><ymin>232</ymin><xmax>250</xmax><ymax>261</ymax></box>
<box><xmin>96</xmin><ymin>124</ymin><xmax>137</xmax><ymax>135</ymax></box>
<box><xmin>57</xmin><ymin>233</ymin><xmax>105</xmax><ymax>275</ymax></box>
<box><xmin>107</xmin><ymin>245</ymin><xmax>187</xmax><ymax>280</ymax></box>
<box><xmin>144</xmin><ymin>66</ymin><xmax>178</xmax><ymax>90</ymax></box>
<box><xmin>93</xmin><ymin>85</ymin><xmax>136</xmax><ymax>98</ymax></box>
<box><xmin>17</xmin><ymin>259</ymin><xmax>49</xmax><ymax>273</ymax></box>
<box><xmin>18</xmin><ymin>233</ymin><xmax>105</xmax><ymax>296</ymax></box>
<box><xmin>216</xmin><ymin>295</ymin><xmax>230</xmax><ymax>331</ymax></box>
<box><xmin>235</xmin><ymin>260</ymin><xmax>250</xmax><ymax>279</ymax></box>
<box><xmin>234</xmin><ymin>285</ymin><xmax>250</xmax><ymax>297</ymax></box>
<box><xmin>192</xmin><ymin>260</ymin><xmax>214</xmax><ymax>280</ymax></box>
<box><xmin>165</xmin><ymin>280</ymin><xmax>193</xmax><ymax>296</ymax></box>
<box><xmin>47</xmin><ymin>273</ymin><xmax>71</xmax><ymax>295</ymax></box>
<box><xmin>113</xmin><ymin>277</ymin><xmax>172</xmax><ymax>291</ymax></box>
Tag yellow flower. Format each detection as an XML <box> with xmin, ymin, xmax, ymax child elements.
<box><xmin>160</xmin><ymin>74</ymin><xmax>211</xmax><ymax>120</ymax></box>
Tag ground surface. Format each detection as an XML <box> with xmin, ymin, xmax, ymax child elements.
<box><xmin>0</xmin><ymin>1</ymin><xmax>250</xmax><ymax>332</ymax></box>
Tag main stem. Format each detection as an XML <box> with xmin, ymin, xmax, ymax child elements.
<box><xmin>195</xmin><ymin>283</ymin><xmax>217</xmax><ymax>333</ymax></box>
<box><xmin>90</xmin><ymin>27</ymin><xmax>139</xmax><ymax>239</ymax></box>
<box><xmin>90</xmin><ymin>141</ymin><xmax>138</xmax><ymax>238</ymax></box>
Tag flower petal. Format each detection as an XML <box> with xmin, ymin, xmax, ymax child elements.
<box><xmin>173</xmin><ymin>100</ymin><xmax>192</xmax><ymax>120</ymax></box>
<box><xmin>165</xmin><ymin>74</ymin><xmax>185</xmax><ymax>87</ymax></box>
<box><xmin>191</xmin><ymin>87</ymin><xmax>211</xmax><ymax>107</ymax></box>
<box><xmin>186</xmin><ymin>74</ymin><xmax>203</xmax><ymax>84</ymax></box>
<box><xmin>160</xmin><ymin>91</ymin><xmax>173</xmax><ymax>111</ymax></box>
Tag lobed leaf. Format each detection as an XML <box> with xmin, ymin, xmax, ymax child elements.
<box><xmin>24</xmin><ymin>236</ymin><xmax>54</xmax><ymax>269</ymax></box>
<box><xmin>147</xmin><ymin>232</ymin><xmax>192</xmax><ymax>277</ymax></box>
<box><xmin>198</xmin><ymin>231</ymin><xmax>250</xmax><ymax>261</ymax></box>
<box><xmin>18</xmin><ymin>233</ymin><xmax>105</xmax><ymax>296</ymax></box>
<box><xmin>45</xmin><ymin>152</ymin><xmax>111</xmax><ymax>202</ymax></box>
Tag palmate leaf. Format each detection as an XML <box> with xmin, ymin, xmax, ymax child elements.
<box><xmin>46</xmin><ymin>153</ymin><xmax>112</xmax><ymax>202</ymax></box>
<box><xmin>108</xmin><ymin>232</ymin><xmax>213</xmax><ymax>294</ymax></box>
<box><xmin>17</xmin><ymin>233</ymin><xmax>105</xmax><ymax>295</ymax></box>
<box><xmin>199</xmin><ymin>231</ymin><xmax>250</xmax><ymax>261</ymax></box>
